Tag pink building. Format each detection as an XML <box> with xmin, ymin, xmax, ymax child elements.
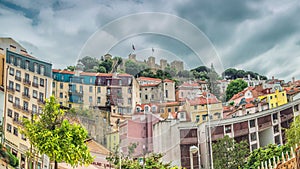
<box><xmin>119</xmin><ymin>113</ymin><xmax>161</xmax><ymax>157</ymax></box>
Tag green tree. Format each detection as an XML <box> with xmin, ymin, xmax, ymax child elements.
<box><xmin>125</xmin><ymin>60</ymin><xmax>141</xmax><ymax>76</ymax></box>
<box><xmin>79</xmin><ymin>56</ymin><xmax>99</xmax><ymax>72</ymax></box>
<box><xmin>66</xmin><ymin>66</ymin><xmax>75</xmax><ymax>71</ymax></box>
<box><xmin>213</xmin><ymin>135</ymin><xmax>249</xmax><ymax>169</ymax></box>
<box><xmin>225</xmin><ymin>79</ymin><xmax>248</xmax><ymax>101</ymax></box>
<box><xmin>244</xmin><ymin>144</ymin><xmax>289</xmax><ymax>169</ymax></box>
<box><xmin>99</xmin><ymin>58</ymin><xmax>113</xmax><ymax>73</ymax></box>
<box><xmin>22</xmin><ymin>96</ymin><xmax>94</xmax><ymax>169</ymax></box>
<box><xmin>97</xmin><ymin>66</ymin><xmax>107</xmax><ymax>73</ymax></box>
<box><xmin>286</xmin><ymin>115</ymin><xmax>300</xmax><ymax>146</ymax></box>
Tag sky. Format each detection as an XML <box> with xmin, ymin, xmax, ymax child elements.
<box><xmin>0</xmin><ymin>0</ymin><xmax>300</xmax><ymax>81</ymax></box>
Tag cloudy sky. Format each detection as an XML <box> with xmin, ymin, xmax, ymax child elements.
<box><xmin>0</xmin><ymin>0</ymin><xmax>300</xmax><ymax>81</ymax></box>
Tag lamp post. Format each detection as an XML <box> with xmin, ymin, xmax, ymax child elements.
<box><xmin>190</xmin><ymin>145</ymin><xmax>199</xmax><ymax>169</ymax></box>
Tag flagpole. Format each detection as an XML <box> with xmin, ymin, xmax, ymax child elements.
<box><xmin>152</xmin><ymin>47</ymin><xmax>154</xmax><ymax>56</ymax></box>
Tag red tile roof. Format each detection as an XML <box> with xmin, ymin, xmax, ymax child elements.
<box><xmin>188</xmin><ymin>96</ymin><xmax>219</xmax><ymax>106</ymax></box>
<box><xmin>80</xmin><ymin>72</ymin><xmax>98</xmax><ymax>76</ymax></box>
<box><xmin>140</xmin><ymin>84</ymin><xmax>160</xmax><ymax>87</ymax></box>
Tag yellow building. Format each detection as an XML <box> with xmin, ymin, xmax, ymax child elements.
<box><xmin>184</xmin><ymin>95</ymin><xmax>223</xmax><ymax>124</ymax></box>
<box><xmin>258</xmin><ymin>90</ymin><xmax>288</xmax><ymax>109</ymax></box>
<box><xmin>2</xmin><ymin>43</ymin><xmax>53</xmax><ymax>169</ymax></box>
<box><xmin>106</xmin><ymin>130</ymin><xmax>119</xmax><ymax>152</ymax></box>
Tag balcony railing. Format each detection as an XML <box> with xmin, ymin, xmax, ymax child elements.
<box><xmin>22</xmin><ymin>106</ymin><xmax>30</xmax><ymax>114</ymax></box>
<box><xmin>13</xmin><ymin>103</ymin><xmax>22</xmax><ymax>110</ymax></box>
<box><xmin>32</xmin><ymin>82</ymin><xmax>39</xmax><ymax>88</ymax></box>
<box><xmin>15</xmin><ymin>76</ymin><xmax>21</xmax><ymax>81</ymax></box>
<box><xmin>23</xmin><ymin>79</ymin><xmax>31</xmax><ymax>86</ymax></box>
<box><xmin>13</xmin><ymin>118</ymin><xmax>23</xmax><ymax>126</ymax></box>
<box><xmin>258</xmin><ymin>121</ymin><xmax>272</xmax><ymax>131</ymax></box>
<box><xmin>22</xmin><ymin>93</ymin><xmax>31</xmax><ymax>100</ymax></box>
<box><xmin>7</xmin><ymin>87</ymin><xmax>15</xmax><ymax>93</ymax></box>
<box><xmin>68</xmin><ymin>90</ymin><xmax>84</xmax><ymax>96</ymax></box>
<box><xmin>38</xmin><ymin>99</ymin><xmax>45</xmax><ymax>105</ymax></box>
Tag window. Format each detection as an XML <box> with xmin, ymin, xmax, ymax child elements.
<box><xmin>22</xmin><ymin>134</ymin><xmax>26</xmax><ymax>141</ymax></box>
<box><xmin>16</xmin><ymin>70</ymin><xmax>21</xmax><ymax>81</ymax></box>
<box><xmin>175</xmin><ymin>107</ymin><xmax>178</xmax><ymax>112</ymax></box>
<box><xmin>97</xmin><ymin>97</ymin><xmax>101</xmax><ymax>103</ymax></box>
<box><xmin>89</xmin><ymin>86</ymin><xmax>93</xmax><ymax>92</ymax></box>
<box><xmin>250</xmin><ymin>133</ymin><xmax>257</xmax><ymax>141</ymax></box>
<box><xmin>33</xmin><ymin>90</ymin><xmax>38</xmax><ymax>98</ymax></box>
<box><xmin>9</xmin><ymin>67</ymin><xmax>14</xmax><ymax>75</ymax></box>
<box><xmin>165</xmin><ymin>90</ymin><xmax>168</xmax><ymax>98</ymax></box>
<box><xmin>33</xmin><ymin>76</ymin><xmax>38</xmax><ymax>86</ymax></box>
<box><xmin>145</xmin><ymin>95</ymin><xmax>148</xmax><ymax>100</ymax></box>
<box><xmin>7</xmin><ymin>123</ymin><xmax>12</xmax><ymax>133</ymax></box>
<box><xmin>39</xmin><ymin>92</ymin><xmax>44</xmax><ymax>101</ymax></box>
<box><xmin>128</xmin><ymin>78</ymin><xmax>132</xmax><ymax>85</ymax></box>
<box><xmin>250</xmin><ymin>120</ymin><xmax>256</xmax><ymax>128</ymax></box>
<box><xmin>152</xmin><ymin>106</ymin><xmax>157</xmax><ymax>112</ymax></box>
<box><xmin>13</xmin><ymin>127</ymin><xmax>18</xmax><ymax>136</ymax></box>
<box><xmin>128</xmin><ymin>98</ymin><xmax>132</xmax><ymax>104</ymax></box>
<box><xmin>40</xmin><ymin>65</ymin><xmax>45</xmax><ymax>75</ymax></box>
<box><xmin>270</xmin><ymin>96</ymin><xmax>273</xmax><ymax>99</ymax></box>
<box><xmin>10</xmin><ymin>55</ymin><xmax>14</xmax><ymax>64</ymax></box>
<box><xmin>40</xmin><ymin>78</ymin><xmax>44</xmax><ymax>87</ymax></box>
<box><xmin>107</xmin><ymin>80</ymin><xmax>111</xmax><ymax>86</ymax></box>
<box><xmin>294</xmin><ymin>105</ymin><xmax>299</xmax><ymax>112</ymax></box>
<box><xmin>34</xmin><ymin>63</ymin><xmax>38</xmax><ymax>73</ymax></box>
<box><xmin>202</xmin><ymin>114</ymin><xmax>208</xmax><ymax>121</ymax></box>
<box><xmin>168</xmin><ymin>108</ymin><xmax>171</xmax><ymax>113</ymax></box>
<box><xmin>59</xmin><ymin>92</ymin><xmax>63</xmax><ymax>98</ymax></box>
<box><xmin>8</xmin><ymin>94</ymin><xmax>13</xmax><ymax>102</ymax></box>
<box><xmin>274</xmin><ymin>125</ymin><xmax>279</xmax><ymax>133</ymax></box>
<box><xmin>90</xmin><ymin>78</ymin><xmax>93</xmax><ymax>83</ymax></box>
<box><xmin>16</xmin><ymin>58</ymin><xmax>21</xmax><ymax>67</ymax></box>
<box><xmin>38</xmin><ymin>107</ymin><xmax>43</xmax><ymax>114</ymax></box>
<box><xmin>52</xmin><ymin>82</ymin><xmax>55</xmax><ymax>87</ymax></box>
<box><xmin>225</xmin><ymin>125</ymin><xmax>231</xmax><ymax>133</ymax></box>
<box><xmin>8</xmin><ymin>81</ymin><xmax>14</xmax><ymax>89</ymax></box>
<box><xmin>61</xmin><ymin>76</ymin><xmax>64</xmax><ymax>81</ymax></box>
<box><xmin>25</xmin><ymin>60</ymin><xmax>29</xmax><ymax>70</ymax></box>
<box><xmin>97</xmin><ymin>87</ymin><xmax>101</xmax><ymax>93</ymax></box>
<box><xmin>151</xmin><ymin>94</ymin><xmax>154</xmax><ymax>100</ymax></box>
<box><xmin>25</xmin><ymin>73</ymin><xmax>29</xmax><ymax>81</ymax></box>
<box><xmin>273</xmin><ymin>113</ymin><xmax>278</xmax><ymax>120</ymax></box>
<box><xmin>24</xmin><ymin>87</ymin><xmax>29</xmax><ymax>95</ymax></box>
<box><xmin>128</xmin><ymin>88</ymin><xmax>132</xmax><ymax>94</ymax></box>
<box><xmin>180</xmin><ymin>112</ymin><xmax>185</xmax><ymax>119</ymax></box>
<box><xmin>282</xmin><ymin>93</ymin><xmax>285</xmax><ymax>96</ymax></box>
<box><xmin>60</xmin><ymin>83</ymin><xmax>63</xmax><ymax>89</ymax></box>
<box><xmin>7</xmin><ymin>109</ymin><xmax>12</xmax><ymax>118</ymax></box>
<box><xmin>14</xmin><ymin>112</ymin><xmax>19</xmax><ymax>122</ymax></box>
<box><xmin>23</xmin><ymin>101</ymin><xmax>29</xmax><ymax>111</ymax></box>
<box><xmin>80</xmin><ymin>86</ymin><xmax>83</xmax><ymax>93</ymax></box>
<box><xmin>194</xmin><ymin>105</ymin><xmax>197</xmax><ymax>110</ymax></box>
<box><xmin>89</xmin><ymin>96</ymin><xmax>93</xmax><ymax>103</ymax></box>
<box><xmin>119</xmin><ymin>80</ymin><xmax>122</xmax><ymax>86</ymax></box>
<box><xmin>32</xmin><ymin>104</ymin><xmax>37</xmax><ymax>114</ymax></box>
<box><xmin>15</xmin><ymin>97</ymin><xmax>20</xmax><ymax>105</ymax></box>
<box><xmin>196</xmin><ymin>115</ymin><xmax>200</xmax><ymax>122</ymax></box>
<box><xmin>145</xmin><ymin>106</ymin><xmax>149</xmax><ymax>112</ymax></box>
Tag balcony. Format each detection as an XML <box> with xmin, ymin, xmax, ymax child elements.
<box><xmin>258</xmin><ymin>121</ymin><xmax>272</xmax><ymax>131</ymax></box>
<box><xmin>68</xmin><ymin>90</ymin><xmax>83</xmax><ymax>96</ymax></box>
<box><xmin>22</xmin><ymin>106</ymin><xmax>30</xmax><ymax>114</ymax></box>
<box><xmin>13</xmin><ymin>103</ymin><xmax>22</xmax><ymax>110</ymax></box>
<box><xmin>32</xmin><ymin>82</ymin><xmax>39</xmax><ymax>88</ymax></box>
<box><xmin>212</xmin><ymin>133</ymin><xmax>224</xmax><ymax>141</ymax></box>
<box><xmin>23</xmin><ymin>79</ymin><xmax>31</xmax><ymax>86</ymax></box>
<box><xmin>234</xmin><ymin>128</ymin><xmax>249</xmax><ymax>137</ymax></box>
<box><xmin>38</xmin><ymin>99</ymin><xmax>45</xmax><ymax>105</ymax></box>
<box><xmin>15</xmin><ymin>76</ymin><xmax>21</xmax><ymax>82</ymax></box>
<box><xmin>22</xmin><ymin>93</ymin><xmax>31</xmax><ymax>100</ymax></box>
<box><xmin>13</xmin><ymin>118</ymin><xmax>23</xmax><ymax>127</ymax></box>
<box><xmin>7</xmin><ymin>87</ymin><xmax>15</xmax><ymax>94</ymax></box>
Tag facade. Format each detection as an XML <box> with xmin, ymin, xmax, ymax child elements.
<box><xmin>3</xmin><ymin>47</ymin><xmax>52</xmax><ymax>169</ymax></box>
<box><xmin>153</xmin><ymin>121</ymin><xmax>200</xmax><ymax>168</ymax></box>
<box><xmin>106</xmin><ymin>130</ymin><xmax>119</xmax><ymax>152</ymax></box>
<box><xmin>199</xmin><ymin>98</ymin><xmax>300</xmax><ymax>168</ymax></box>
<box><xmin>53</xmin><ymin>70</ymin><xmax>140</xmax><ymax>115</ymax></box>
<box><xmin>183</xmin><ymin>94</ymin><xmax>223</xmax><ymax>124</ymax></box>
<box><xmin>137</xmin><ymin>77</ymin><xmax>175</xmax><ymax>104</ymax></box>
<box><xmin>258</xmin><ymin>90</ymin><xmax>288</xmax><ymax>109</ymax></box>
<box><xmin>119</xmin><ymin>113</ymin><xmax>161</xmax><ymax>157</ymax></box>
<box><xmin>176</xmin><ymin>81</ymin><xmax>202</xmax><ymax>101</ymax></box>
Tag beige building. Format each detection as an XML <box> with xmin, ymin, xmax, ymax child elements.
<box><xmin>105</xmin><ymin>130</ymin><xmax>119</xmax><ymax>152</ymax></box>
<box><xmin>1</xmin><ymin>39</ymin><xmax>52</xmax><ymax>169</ymax></box>
<box><xmin>137</xmin><ymin>77</ymin><xmax>175</xmax><ymax>104</ymax></box>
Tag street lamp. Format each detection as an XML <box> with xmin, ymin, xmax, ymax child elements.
<box><xmin>190</xmin><ymin>145</ymin><xmax>199</xmax><ymax>169</ymax></box>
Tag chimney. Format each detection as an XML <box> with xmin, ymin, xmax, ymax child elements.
<box><xmin>9</xmin><ymin>45</ymin><xmax>16</xmax><ymax>52</ymax></box>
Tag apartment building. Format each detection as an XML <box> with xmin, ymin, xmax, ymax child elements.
<box><xmin>2</xmin><ymin>47</ymin><xmax>52</xmax><ymax>169</ymax></box>
<box><xmin>137</xmin><ymin>77</ymin><xmax>175</xmax><ymax>104</ymax></box>
<box><xmin>53</xmin><ymin>69</ymin><xmax>140</xmax><ymax>115</ymax></box>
